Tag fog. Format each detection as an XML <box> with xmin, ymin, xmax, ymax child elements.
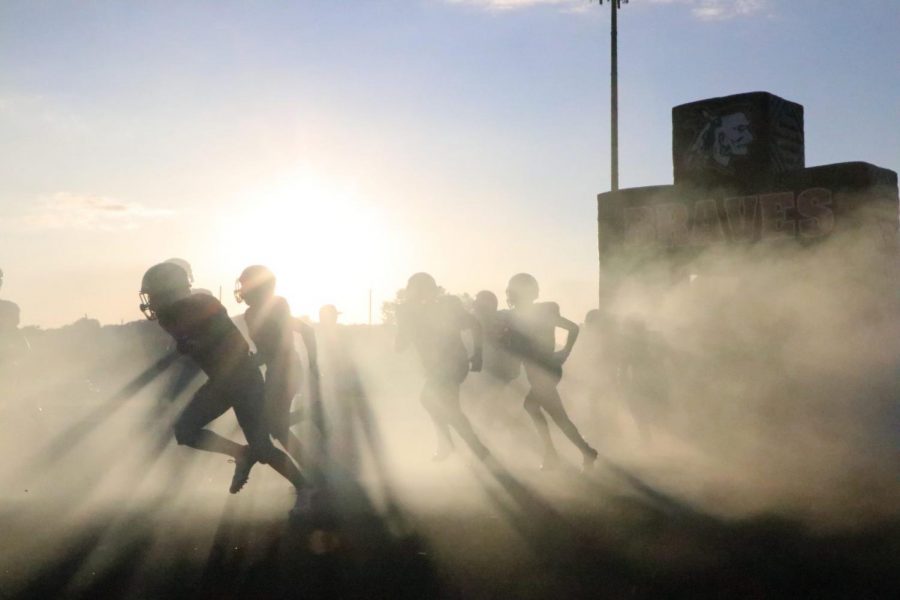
<box><xmin>593</xmin><ymin>209</ymin><xmax>899</xmax><ymax>527</ymax></box>
<box><xmin>0</xmin><ymin>218</ymin><xmax>897</xmax><ymax>596</ymax></box>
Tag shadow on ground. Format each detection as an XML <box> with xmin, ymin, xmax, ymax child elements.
<box><xmin>1</xmin><ymin>459</ymin><xmax>898</xmax><ymax>600</ymax></box>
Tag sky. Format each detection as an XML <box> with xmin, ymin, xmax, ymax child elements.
<box><xmin>0</xmin><ymin>0</ymin><xmax>897</xmax><ymax>327</ymax></box>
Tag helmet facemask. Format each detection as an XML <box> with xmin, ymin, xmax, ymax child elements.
<box><xmin>235</xmin><ymin>266</ymin><xmax>276</xmax><ymax>306</ymax></box>
<box><xmin>139</xmin><ymin>288</ymin><xmax>187</xmax><ymax>320</ymax></box>
<box><xmin>139</xmin><ymin>292</ymin><xmax>155</xmax><ymax>320</ymax></box>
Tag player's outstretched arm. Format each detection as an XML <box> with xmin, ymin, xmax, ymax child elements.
<box><xmin>294</xmin><ymin>319</ymin><xmax>320</xmax><ymax>376</ymax></box>
<box><xmin>555</xmin><ymin>314</ymin><xmax>580</xmax><ymax>365</ymax></box>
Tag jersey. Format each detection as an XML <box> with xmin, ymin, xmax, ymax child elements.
<box><xmin>399</xmin><ymin>296</ymin><xmax>471</xmax><ymax>380</ymax></box>
<box><xmin>0</xmin><ymin>299</ymin><xmax>27</xmax><ymax>369</ymax></box>
<box><xmin>0</xmin><ymin>298</ymin><xmax>21</xmax><ymax>329</ymax></box>
<box><xmin>244</xmin><ymin>296</ymin><xmax>300</xmax><ymax>370</ymax></box>
<box><xmin>480</xmin><ymin>309</ymin><xmax>521</xmax><ymax>383</ymax></box>
<box><xmin>157</xmin><ymin>294</ymin><xmax>253</xmax><ymax>381</ymax></box>
<box><xmin>503</xmin><ymin>302</ymin><xmax>561</xmax><ymax>373</ymax></box>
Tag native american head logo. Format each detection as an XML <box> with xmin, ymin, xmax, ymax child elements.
<box><xmin>687</xmin><ymin>109</ymin><xmax>754</xmax><ymax>170</ymax></box>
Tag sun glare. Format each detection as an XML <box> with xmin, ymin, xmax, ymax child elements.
<box><xmin>217</xmin><ymin>167</ymin><xmax>401</xmax><ymax>322</ymax></box>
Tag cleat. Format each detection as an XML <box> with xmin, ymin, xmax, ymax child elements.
<box><xmin>229</xmin><ymin>451</ymin><xmax>255</xmax><ymax>494</ymax></box>
<box><xmin>581</xmin><ymin>447</ymin><xmax>599</xmax><ymax>472</ymax></box>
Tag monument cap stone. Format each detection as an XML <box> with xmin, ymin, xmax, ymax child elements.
<box><xmin>672</xmin><ymin>91</ymin><xmax>804</xmax><ymax>188</ymax></box>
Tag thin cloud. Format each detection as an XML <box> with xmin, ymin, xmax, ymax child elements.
<box><xmin>0</xmin><ymin>93</ymin><xmax>89</xmax><ymax>135</ymax></box>
<box><xmin>649</xmin><ymin>0</ymin><xmax>770</xmax><ymax>21</ymax></box>
<box><xmin>452</xmin><ymin>0</ymin><xmax>771</xmax><ymax>20</ymax></box>
<box><xmin>18</xmin><ymin>192</ymin><xmax>174</xmax><ymax>232</ymax></box>
<box><xmin>448</xmin><ymin>0</ymin><xmax>584</xmax><ymax>12</ymax></box>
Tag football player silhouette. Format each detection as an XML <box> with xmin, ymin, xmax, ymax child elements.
<box><xmin>473</xmin><ymin>290</ymin><xmax>521</xmax><ymax>386</ymax></box>
<box><xmin>139</xmin><ymin>263</ymin><xmax>312</xmax><ymax>515</ymax></box>
<box><xmin>0</xmin><ymin>268</ymin><xmax>29</xmax><ymax>370</ymax></box>
<box><xmin>235</xmin><ymin>265</ymin><xmax>321</xmax><ymax>470</ymax></box>
<box><xmin>395</xmin><ymin>273</ymin><xmax>490</xmax><ymax>461</ymax></box>
<box><xmin>502</xmin><ymin>273</ymin><xmax>597</xmax><ymax>471</ymax></box>
<box><xmin>470</xmin><ymin>290</ymin><xmax>521</xmax><ymax>430</ymax></box>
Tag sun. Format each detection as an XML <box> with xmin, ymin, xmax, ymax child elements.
<box><xmin>217</xmin><ymin>167</ymin><xmax>401</xmax><ymax>322</ymax></box>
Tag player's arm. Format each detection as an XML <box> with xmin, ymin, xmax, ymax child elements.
<box><xmin>294</xmin><ymin>319</ymin><xmax>320</xmax><ymax>377</ymax></box>
<box><xmin>175</xmin><ymin>335</ymin><xmax>200</xmax><ymax>356</ymax></box>
<box><xmin>554</xmin><ymin>309</ymin><xmax>580</xmax><ymax>365</ymax></box>
<box><xmin>293</xmin><ymin>319</ymin><xmax>322</xmax><ymax>409</ymax></box>
<box><xmin>462</xmin><ymin>313</ymin><xmax>483</xmax><ymax>372</ymax></box>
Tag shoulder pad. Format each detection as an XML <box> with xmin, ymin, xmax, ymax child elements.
<box><xmin>441</xmin><ymin>295</ymin><xmax>464</xmax><ymax>309</ymax></box>
<box><xmin>189</xmin><ymin>293</ymin><xmax>226</xmax><ymax>315</ymax></box>
<box><xmin>538</xmin><ymin>302</ymin><xmax>560</xmax><ymax>316</ymax></box>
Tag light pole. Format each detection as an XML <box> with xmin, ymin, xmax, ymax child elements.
<box><xmin>597</xmin><ymin>1</ymin><xmax>628</xmax><ymax>306</ymax></box>
<box><xmin>598</xmin><ymin>0</ymin><xmax>628</xmax><ymax>192</ymax></box>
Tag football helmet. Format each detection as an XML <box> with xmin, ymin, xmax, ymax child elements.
<box><xmin>164</xmin><ymin>258</ymin><xmax>195</xmax><ymax>285</ymax></box>
<box><xmin>474</xmin><ymin>290</ymin><xmax>499</xmax><ymax>312</ymax></box>
<box><xmin>234</xmin><ymin>265</ymin><xmax>276</xmax><ymax>305</ymax></box>
<box><xmin>319</xmin><ymin>304</ymin><xmax>340</xmax><ymax>326</ymax></box>
<box><xmin>140</xmin><ymin>262</ymin><xmax>191</xmax><ymax>320</ymax></box>
<box><xmin>506</xmin><ymin>273</ymin><xmax>539</xmax><ymax>308</ymax></box>
<box><xmin>405</xmin><ymin>272</ymin><xmax>438</xmax><ymax>303</ymax></box>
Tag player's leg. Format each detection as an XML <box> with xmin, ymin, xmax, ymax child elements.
<box><xmin>479</xmin><ymin>374</ymin><xmax>506</xmax><ymax>432</ymax></box>
<box><xmin>166</xmin><ymin>357</ymin><xmax>202</xmax><ymax>402</ymax></box>
<box><xmin>269</xmin><ymin>418</ymin><xmax>307</xmax><ymax>470</ymax></box>
<box><xmin>523</xmin><ymin>388</ymin><xmax>557</xmax><ymax>468</ymax></box>
<box><xmin>435</xmin><ymin>378</ymin><xmax>490</xmax><ymax>460</ymax></box>
<box><xmin>265</xmin><ymin>377</ymin><xmax>306</xmax><ymax>468</ymax></box>
<box><xmin>420</xmin><ymin>380</ymin><xmax>454</xmax><ymax>460</ymax></box>
<box><xmin>538</xmin><ymin>385</ymin><xmax>598</xmax><ymax>468</ymax></box>
<box><xmin>521</xmin><ymin>363</ymin><xmax>557</xmax><ymax>467</ymax></box>
<box><xmin>173</xmin><ymin>383</ymin><xmax>245</xmax><ymax>458</ymax></box>
<box><xmin>241</xmin><ymin>417</ymin><xmax>315</xmax><ymax>515</ymax></box>
<box><xmin>232</xmin><ymin>372</ymin><xmax>308</xmax><ymax>492</ymax></box>
<box><xmin>233</xmin><ymin>396</ymin><xmax>315</xmax><ymax>515</ymax></box>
